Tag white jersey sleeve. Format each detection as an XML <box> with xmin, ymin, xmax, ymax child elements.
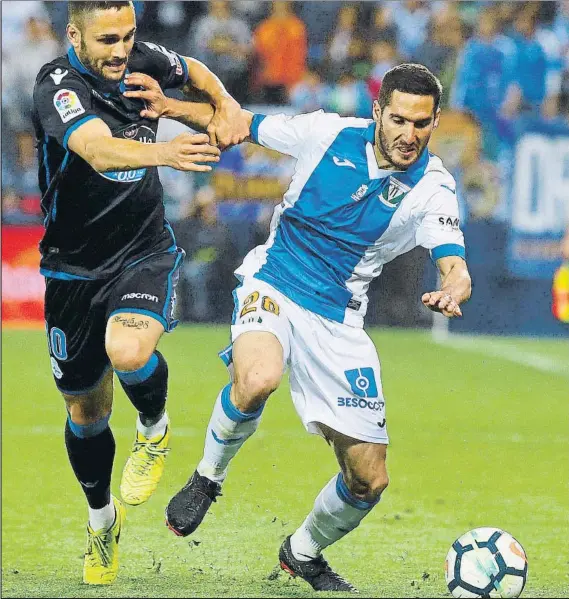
<box><xmin>249</xmin><ymin>110</ymin><xmax>343</xmax><ymax>159</ymax></box>
<box><xmin>415</xmin><ymin>187</ymin><xmax>466</xmax><ymax>262</ymax></box>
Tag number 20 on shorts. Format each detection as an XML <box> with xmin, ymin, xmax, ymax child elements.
<box><xmin>239</xmin><ymin>291</ymin><xmax>280</xmax><ymax>318</ymax></box>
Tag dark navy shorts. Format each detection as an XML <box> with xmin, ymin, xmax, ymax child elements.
<box><xmin>44</xmin><ymin>248</ymin><xmax>184</xmax><ymax>394</ymax></box>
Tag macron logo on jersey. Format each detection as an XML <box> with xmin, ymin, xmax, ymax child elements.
<box><xmin>50</xmin><ymin>68</ymin><xmax>68</xmax><ymax>85</ymax></box>
<box><xmin>121</xmin><ymin>293</ymin><xmax>159</xmax><ymax>302</ymax></box>
<box><xmin>332</xmin><ymin>156</ymin><xmax>356</xmax><ymax>169</ymax></box>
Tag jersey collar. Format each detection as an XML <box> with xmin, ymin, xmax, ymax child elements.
<box><xmin>67</xmin><ymin>46</ymin><xmax>128</xmax><ymax>93</ymax></box>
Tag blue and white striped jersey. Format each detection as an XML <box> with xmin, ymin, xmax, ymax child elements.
<box><xmin>235</xmin><ymin>110</ymin><xmax>465</xmax><ymax>327</ymax></box>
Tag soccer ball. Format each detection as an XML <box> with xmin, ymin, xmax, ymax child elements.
<box><xmin>444</xmin><ymin>527</ymin><xmax>528</xmax><ymax>598</ymax></box>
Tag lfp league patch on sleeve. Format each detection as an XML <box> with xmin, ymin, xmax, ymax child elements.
<box><xmin>53</xmin><ymin>89</ymin><xmax>85</xmax><ymax>123</ymax></box>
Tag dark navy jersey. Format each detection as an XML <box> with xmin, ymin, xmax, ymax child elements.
<box><xmin>32</xmin><ymin>41</ymin><xmax>190</xmax><ymax>280</ymax></box>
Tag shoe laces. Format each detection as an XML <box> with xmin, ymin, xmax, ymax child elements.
<box><xmin>85</xmin><ymin>528</ymin><xmax>113</xmax><ymax>568</ymax></box>
<box><xmin>311</xmin><ymin>557</ymin><xmax>356</xmax><ymax>591</ymax></box>
<box><xmin>186</xmin><ymin>473</ymin><xmax>222</xmax><ymax>502</ymax></box>
<box><xmin>130</xmin><ymin>441</ymin><xmax>170</xmax><ymax>476</ymax></box>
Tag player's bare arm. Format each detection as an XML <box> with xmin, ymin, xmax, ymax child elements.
<box><xmin>422</xmin><ymin>256</ymin><xmax>472</xmax><ymax>318</ymax></box>
<box><xmin>127</xmin><ymin>57</ymin><xmax>250</xmax><ymax>147</ymax></box>
<box><xmin>123</xmin><ymin>71</ymin><xmax>215</xmax><ymax>128</ymax></box>
<box><xmin>123</xmin><ymin>71</ymin><xmax>252</xmax><ymax>145</ymax></box>
<box><xmin>66</xmin><ymin>116</ymin><xmax>220</xmax><ymax>172</ymax></box>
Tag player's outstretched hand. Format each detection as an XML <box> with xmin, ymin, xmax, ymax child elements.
<box><xmin>165</xmin><ymin>132</ymin><xmax>220</xmax><ymax>172</ymax></box>
<box><xmin>123</xmin><ymin>72</ymin><xmax>167</xmax><ymax>119</ymax></box>
<box><xmin>421</xmin><ymin>291</ymin><xmax>462</xmax><ymax>318</ymax></box>
<box><xmin>207</xmin><ymin>97</ymin><xmax>249</xmax><ymax>149</ymax></box>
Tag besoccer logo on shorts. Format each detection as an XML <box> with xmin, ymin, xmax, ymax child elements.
<box><xmin>344</xmin><ymin>368</ymin><xmax>378</xmax><ymax>398</ymax></box>
<box><xmin>53</xmin><ymin>89</ymin><xmax>85</xmax><ymax>123</ymax></box>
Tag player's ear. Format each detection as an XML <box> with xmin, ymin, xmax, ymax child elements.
<box><xmin>433</xmin><ymin>107</ymin><xmax>441</xmax><ymax>131</ymax></box>
<box><xmin>372</xmin><ymin>100</ymin><xmax>381</xmax><ymax>122</ymax></box>
<box><xmin>67</xmin><ymin>23</ymin><xmax>81</xmax><ymax>50</ymax></box>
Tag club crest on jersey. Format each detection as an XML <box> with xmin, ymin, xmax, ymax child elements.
<box><xmin>53</xmin><ymin>89</ymin><xmax>85</xmax><ymax>123</ymax></box>
<box><xmin>379</xmin><ymin>177</ymin><xmax>410</xmax><ymax>208</ymax></box>
<box><xmin>123</xmin><ymin>125</ymin><xmax>139</xmax><ymax>139</ymax></box>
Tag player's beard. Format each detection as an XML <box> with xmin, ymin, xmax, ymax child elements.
<box><xmin>377</xmin><ymin>118</ymin><xmax>429</xmax><ymax>171</ymax></box>
<box><xmin>79</xmin><ymin>39</ymin><xmax>127</xmax><ymax>82</ymax></box>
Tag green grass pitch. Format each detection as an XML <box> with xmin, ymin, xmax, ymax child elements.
<box><xmin>2</xmin><ymin>326</ymin><xmax>568</xmax><ymax>598</ymax></box>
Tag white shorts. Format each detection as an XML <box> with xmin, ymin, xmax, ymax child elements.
<box><xmin>220</xmin><ymin>278</ymin><xmax>388</xmax><ymax>444</ymax></box>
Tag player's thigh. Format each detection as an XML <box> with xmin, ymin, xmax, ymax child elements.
<box><xmin>321</xmin><ymin>423</ymin><xmax>389</xmax><ymax>496</ymax></box>
<box><xmin>64</xmin><ymin>368</ymin><xmax>114</xmax><ymax>424</ymax></box>
<box><xmin>232</xmin><ymin>331</ymin><xmax>285</xmax><ymax>388</ymax></box>
<box><xmin>228</xmin><ymin>279</ymin><xmax>292</xmax><ymax>408</ymax></box>
<box><xmin>105</xmin><ymin>311</ymin><xmax>165</xmax><ymax>370</ymax></box>
<box><xmin>44</xmin><ymin>277</ymin><xmax>111</xmax><ymax>396</ymax></box>
<box><xmin>105</xmin><ymin>248</ymin><xmax>185</xmax><ymax>367</ymax></box>
<box><xmin>288</xmin><ymin>318</ymin><xmax>389</xmax><ymax>444</ymax></box>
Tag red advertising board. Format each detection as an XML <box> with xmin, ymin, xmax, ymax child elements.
<box><xmin>1</xmin><ymin>225</ymin><xmax>45</xmax><ymax>328</ymax></box>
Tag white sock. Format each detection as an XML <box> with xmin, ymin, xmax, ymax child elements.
<box><xmin>290</xmin><ymin>473</ymin><xmax>379</xmax><ymax>561</ymax></box>
<box><xmin>137</xmin><ymin>411</ymin><xmax>169</xmax><ymax>439</ymax></box>
<box><xmin>88</xmin><ymin>499</ymin><xmax>115</xmax><ymax>531</ymax></box>
<box><xmin>197</xmin><ymin>384</ymin><xmax>263</xmax><ymax>484</ymax></box>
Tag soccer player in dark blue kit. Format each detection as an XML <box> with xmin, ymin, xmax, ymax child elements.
<box><xmin>32</xmin><ymin>1</ymin><xmax>249</xmax><ymax>584</ymax></box>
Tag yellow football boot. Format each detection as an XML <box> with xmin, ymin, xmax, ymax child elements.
<box><xmin>83</xmin><ymin>496</ymin><xmax>125</xmax><ymax>585</ymax></box>
<box><xmin>120</xmin><ymin>426</ymin><xmax>170</xmax><ymax>506</ymax></box>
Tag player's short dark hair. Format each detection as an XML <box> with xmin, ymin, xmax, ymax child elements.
<box><xmin>378</xmin><ymin>64</ymin><xmax>443</xmax><ymax>113</ymax></box>
<box><xmin>68</xmin><ymin>2</ymin><xmax>133</xmax><ymax>28</ymax></box>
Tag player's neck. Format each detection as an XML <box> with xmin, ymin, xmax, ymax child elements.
<box><xmin>373</xmin><ymin>144</ymin><xmax>406</xmax><ymax>172</ymax></box>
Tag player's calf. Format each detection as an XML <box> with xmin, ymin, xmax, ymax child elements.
<box><xmin>107</xmin><ymin>315</ymin><xmax>168</xmax><ymax>425</ymax></box>
<box><xmin>112</xmin><ymin>349</ymin><xmax>171</xmax><ymax>506</ymax></box>
<box><xmin>63</xmin><ymin>372</ymin><xmax>116</xmax><ymax>529</ymax></box>
<box><xmin>107</xmin><ymin>318</ymin><xmax>172</xmax><ymax>505</ymax></box>
<box><xmin>165</xmin><ymin>381</ymin><xmax>267</xmax><ymax>536</ymax></box>
<box><xmin>284</xmin><ymin>438</ymin><xmax>388</xmax><ymax>590</ymax></box>
<box><xmin>166</xmin><ymin>332</ymin><xmax>284</xmax><ymax>536</ymax></box>
<box><xmin>65</xmin><ymin>411</ymin><xmax>117</xmax><ymax>538</ymax></box>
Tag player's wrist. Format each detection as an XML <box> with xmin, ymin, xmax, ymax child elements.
<box><xmin>155</xmin><ymin>142</ymin><xmax>173</xmax><ymax>168</ymax></box>
<box><xmin>162</xmin><ymin>97</ymin><xmax>178</xmax><ymax>119</ymax></box>
<box><xmin>215</xmin><ymin>94</ymin><xmax>240</xmax><ymax>111</ymax></box>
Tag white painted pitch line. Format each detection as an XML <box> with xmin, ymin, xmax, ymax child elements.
<box><xmin>431</xmin><ymin>335</ymin><xmax>569</xmax><ymax>378</ymax></box>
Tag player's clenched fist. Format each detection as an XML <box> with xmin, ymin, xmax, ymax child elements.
<box><xmin>163</xmin><ymin>132</ymin><xmax>220</xmax><ymax>172</ymax></box>
<box><xmin>207</xmin><ymin>98</ymin><xmax>250</xmax><ymax>149</ymax></box>
<box><xmin>421</xmin><ymin>290</ymin><xmax>462</xmax><ymax>318</ymax></box>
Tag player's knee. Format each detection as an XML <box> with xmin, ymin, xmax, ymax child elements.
<box><xmin>344</xmin><ymin>469</ymin><xmax>389</xmax><ymax>504</ymax></box>
<box><xmin>369</xmin><ymin>471</ymin><xmax>389</xmax><ymax>498</ymax></box>
<box><xmin>234</xmin><ymin>365</ymin><xmax>282</xmax><ymax>410</ymax></box>
<box><xmin>106</xmin><ymin>336</ymin><xmax>152</xmax><ymax>373</ymax></box>
<box><xmin>65</xmin><ymin>396</ymin><xmax>111</xmax><ymax>425</ymax></box>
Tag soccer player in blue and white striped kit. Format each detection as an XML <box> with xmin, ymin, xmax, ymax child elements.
<box><xmin>155</xmin><ymin>64</ymin><xmax>472</xmax><ymax>591</ymax></box>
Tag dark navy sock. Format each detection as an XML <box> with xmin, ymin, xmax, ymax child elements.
<box><xmin>64</xmin><ymin>415</ymin><xmax>115</xmax><ymax>509</ymax></box>
<box><xmin>115</xmin><ymin>350</ymin><xmax>168</xmax><ymax>425</ymax></box>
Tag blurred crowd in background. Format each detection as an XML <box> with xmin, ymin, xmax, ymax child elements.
<box><xmin>2</xmin><ymin>1</ymin><xmax>569</xmax><ymax>330</ymax></box>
